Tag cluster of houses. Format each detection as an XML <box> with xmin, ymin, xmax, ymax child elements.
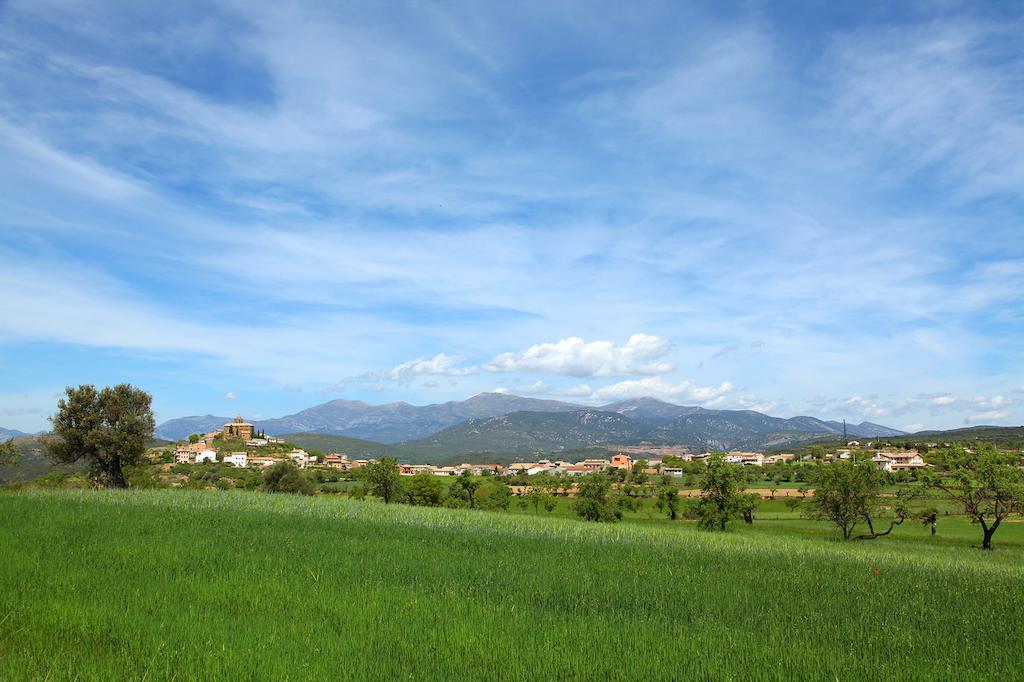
<box><xmin>175</xmin><ymin>446</ymin><xmax>319</xmax><ymax>470</ymax></box>
<box><xmin>171</xmin><ymin>416</ymin><xmax>929</xmax><ymax>477</ymax></box>
<box><xmin>172</xmin><ymin>416</ymin><xmax>312</xmax><ymax>469</ymax></box>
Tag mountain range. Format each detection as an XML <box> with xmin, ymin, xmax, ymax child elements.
<box><xmin>153</xmin><ymin>393</ymin><xmax>905</xmax><ymax>455</ymax></box>
<box><xmin>0</xmin><ymin>427</ymin><xmax>30</xmax><ymax>440</ymax></box>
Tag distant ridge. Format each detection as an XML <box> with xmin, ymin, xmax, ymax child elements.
<box><xmin>0</xmin><ymin>427</ymin><xmax>31</xmax><ymax>440</ymax></box>
<box><xmin>155</xmin><ymin>393</ymin><xmax>906</xmax><ymax>453</ymax></box>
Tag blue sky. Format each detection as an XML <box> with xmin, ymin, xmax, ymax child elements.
<box><xmin>1</xmin><ymin>0</ymin><xmax>1022</xmax><ymax>433</ymax></box>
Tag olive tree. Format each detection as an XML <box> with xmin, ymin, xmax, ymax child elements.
<box><xmin>43</xmin><ymin>384</ymin><xmax>155</xmax><ymax>488</ymax></box>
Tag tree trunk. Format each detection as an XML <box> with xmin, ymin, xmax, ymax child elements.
<box><xmin>980</xmin><ymin>519</ymin><xmax>1001</xmax><ymax>550</ymax></box>
<box><xmin>107</xmin><ymin>457</ymin><xmax>128</xmax><ymax>489</ymax></box>
<box><xmin>982</xmin><ymin>527</ymin><xmax>995</xmax><ymax>550</ymax></box>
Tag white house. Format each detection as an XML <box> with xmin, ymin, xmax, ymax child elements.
<box><xmin>872</xmin><ymin>450</ymin><xmax>927</xmax><ymax>472</ymax></box>
<box><xmin>289</xmin><ymin>449</ymin><xmax>314</xmax><ymax>468</ymax></box>
<box><xmin>224</xmin><ymin>453</ymin><xmax>248</xmax><ymax>468</ymax></box>
<box><xmin>726</xmin><ymin>452</ymin><xmax>764</xmax><ymax>466</ymax></box>
<box><xmin>195</xmin><ymin>449</ymin><xmax>218</xmax><ymax>464</ymax></box>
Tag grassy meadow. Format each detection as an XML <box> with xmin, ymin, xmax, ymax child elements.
<box><xmin>1</xmin><ymin>489</ymin><xmax>1023</xmax><ymax>680</ymax></box>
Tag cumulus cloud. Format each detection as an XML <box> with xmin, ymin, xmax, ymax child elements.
<box><xmin>224</xmin><ymin>391</ymin><xmax>237</xmax><ymax>400</ymax></box>
<box><xmin>385</xmin><ymin>353</ymin><xmax>473</xmax><ymax>383</ymax></box>
<box><xmin>483</xmin><ymin>334</ymin><xmax>673</xmax><ymax>377</ymax></box>
<box><xmin>931</xmin><ymin>395</ymin><xmax>956</xmax><ymax>406</ymax></box>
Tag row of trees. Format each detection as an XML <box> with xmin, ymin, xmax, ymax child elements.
<box><xmin>572</xmin><ymin>454</ymin><xmax>757</xmax><ymax>528</ymax></box>
<box><xmin>354</xmin><ymin>458</ymin><xmax>512</xmax><ymax>511</ymax></box>
<box><xmin>577</xmin><ymin>447</ymin><xmax>1024</xmax><ymax>551</ymax></box>
<box><xmin>804</xmin><ymin>443</ymin><xmax>1023</xmax><ymax>549</ymax></box>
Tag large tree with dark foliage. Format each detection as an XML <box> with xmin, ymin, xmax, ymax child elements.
<box><xmin>44</xmin><ymin>384</ymin><xmax>155</xmax><ymax>488</ymax></box>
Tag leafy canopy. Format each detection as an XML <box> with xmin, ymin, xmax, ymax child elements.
<box><xmin>693</xmin><ymin>454</ymin><xmax>749</xmax><ymax>531</ymax></box>
<box><xmin>365</xmin><ymin>457</ymin><xmax>403</xmax><ymax>504</ymax></box>
<box><xmin>262</xmin><ymin>461</ymin><xmax>314</xmax><ymax>495</ymax></box>
<box><xmin>44</xmin><ymin>384</ymin><xmax>155</xmax><ymax>488</ymax></box>
<box><xmin>0</xmin><ymin>439</ymin><xmax>19</xmax><ymax>466</ymax></box>
<box><xmin>574</xmin><ymin>472</ymin><xmax>622</xmax><ymax>522</ymax></box>
<box><xmin>934</xmin><ymin>443</ymin><xmax>1024</xmax><ymax>549</ymax></box>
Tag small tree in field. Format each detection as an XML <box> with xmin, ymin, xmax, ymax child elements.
<box><xmin>450</xmin><ymin>470</ymin><xmax>483</xmax><ymax>509</ymax></box>
<box><xmin>44</xmin><ymin>384</ymin><xmax>155</xmax><ymax>488</ymax></box>
<box><xmin>739</xmin><ymin>492</ymin><xmax>758</xmax><ymax>525</ymax></box>
<box><xmin>477</xmin><ymin>480</ymin><xmax>512</xmax><ymax>511</ymax></box>
<box><xmin>934</xmin><ymin>444</ymin><xmax>1024</xmax><ymax>550</ymax></box>
<box><xmin>525</xmin><ymin>486</ymin><xmax>546</xmax><ymax>513</ymax></box>
<box><xmin>919</xmin><ymin>507</ymin><xmax>938</xmax><ymax>536</ymax></box>
<box><xmin>365</xmin><ymin>457</ymin><xmax>403</xmax><ymax>503</ymax></box>
<box><xmin>808</xmin><ymin>461</ymin><xmax>915</xmax><ymax>540</ymax></box>
<box><xmin>262</xmin><ymin>461</ymin><xmax>314</xmax><ymax>495</ymax></box>
<box><xmin>574</xmin><ymin>472</ymin><xmax>622</xmax><ymax>522</ymax></box>
<box><xmin>655</xmin><ymin>485</ymin><xmax>680</xmax><ymax>520</ymax></box>
<box><xmin>405</xmin><ymin>472</ymin><xmax>443</xmax><ymax>506</ymax></box>
<box><xmin>693</xmin><ymin>454</ymin><xmax>746</xmax><ymax>531</ymax></box>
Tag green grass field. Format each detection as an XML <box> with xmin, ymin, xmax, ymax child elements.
<box><xmin>2</xmin><ymin>489</ymin><xmax>1022</xmax><ymax>680</ymax></box>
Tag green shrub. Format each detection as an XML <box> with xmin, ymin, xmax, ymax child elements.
<box><xmin>262</xmin><ymin>462</ymin><xmax>315</xmax><ymax>496</ymax></box>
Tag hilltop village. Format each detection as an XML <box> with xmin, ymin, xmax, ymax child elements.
<box><xmin>170</xmin><ymin>415</ymin><xmax>931</xmax><ymax>479</ymax></box>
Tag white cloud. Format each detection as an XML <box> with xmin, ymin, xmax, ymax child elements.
<box><xmin>965</xmin><ymin>410</ymin><xmax>1011</xmax><ymax>424</ymax></box>
<box><xmin>483</xmin><ymin>334</ymin><xmax>673</xmax><ymax>377</ymax></box>
<box><xmin>490</xmin><ymin>380</ymin><xmax>552</xmax><ymax>397</ymax></box>
<box><xmin>931</xmin><ymin>395</ymin><xmax>956</xmax><ymax>406</ymax></box>
<box><xmin>971</xmin><ymin>395</ymin><xmax>1012</xmax><ymax>409</ymax></box>
<box><xmin>224</xmin><ymin>392</ymin><xmax>237</xmax><ymax>400</ymax></box>
<box><xmin>579</xmin><ymin>377</ymin><xmax>735</xmax><ymax>405</ymax></box>
<box><xmin>385</xmin><ymin>353</ymin><xmax>473</xmax><ymax>383</ymax></box>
